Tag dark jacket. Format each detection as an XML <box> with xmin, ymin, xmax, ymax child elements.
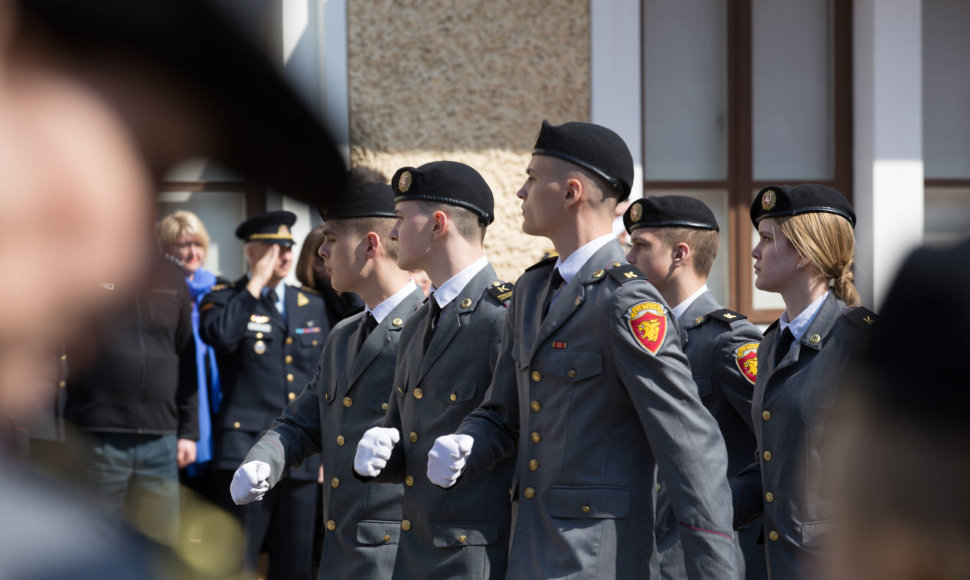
<box><xmin>65</xmin><ymin>257</ymin><xmax>199</xmax><ymax>439</ymax></box>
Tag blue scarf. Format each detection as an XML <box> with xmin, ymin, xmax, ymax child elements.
<box><xmin>185</xmin><ymin>268</ymin><xmax>221</xmax><ymax>476</ymax></box>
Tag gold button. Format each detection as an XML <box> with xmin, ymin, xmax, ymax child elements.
<box><xmin>233</xmin><ymin>421</ymin><xmax>241</xmax><ymax>429</ymax></box>
<box><xmin>612</xmin><ymin>262</ymin><xmax>622</xmax><ymax>267</ymax></box>
<box><xmin>288</xmin><ymin>392</ymin><xmax>296</xmax><ymax>400</ymax></box>
<box><xmin>695</xmin><ymin>316</ymin><xmax>705</xmax><ymax>324</ymax></box>
<box><xmin>336</xmin><ymin>435</ymin><xmax>345</xmax><ymax>446</ymax></box>
<box><xmin>256</xmin><ymin>332</ymin><xmax>264</xmax><ymax>339</ymax></box>
<box><xmin>763</xmin><ymin>450</ymin><xmax>773</xmax><ymax>462</ymax></box>
<box><xmin>287</xmin><ymin>373</ymin><xmax>295</xmax><ymax>382</ymax></box>
<box><xmin>449</xmin><ymin>393</ymin><xmax>457</xmax><ymax>402</ymax></box>
<box><xmin>60</xmin><ymin>354</ymin><xmax>67</xmax><ymax>361</ymax></box>
<box><xmin>324</xmin><ymin>393</ymin><xmax>330</xmax><ymax>401</ymax></box>
<box><xmin>381</xmin><ymin>402</ymin><xmax>388</xmax><ymax>411</ymax></box>
<box><xmin>58</xmin><ymin>380</ymin><xmax>66</xmax><ymax>388</ymax></box>
<box><xmin>531</xmin><ymin>400</ymin><xmax>541</xmax><ymax>412</ymax></box>
<box><xmin>414</xmin><ymin>388</ymin><xmax>424</xmax><ymax>399</ymax></box>
<box><xmin>531</xmin><ymin>432</ymin><xmax>541</xmax><ymax>444</ymax></box>
<box><xmin>531</xmin><ymin>370</ymin><xmax>542</xmax><ymax>382</ymax></box>
<box><xmin>458</xmin><ymin>534</ymin><xmax>467</xmax><ymax>543</ymax></box>
<box><xmin>593</xmin><ymin>269</ymin><xmax>605</xmax><ymax>278</ymax></box>
<box><xmin>326</xmin><ymin>520</ymin><xmax>336</xmax><ymax>531</ymax></box>
<box><xmin>582</xmin><ymin>505</ymin><xmax>591</xmax><ymax>514</ymax></box>
<box><xmin>523</xmin><ymin>487</ymin><xmax>535</xmax><ymax>499</ymax></box>
<box><xmin>765</xmin><ymin>492</ymin><xmax>774</xmax><ymax>503</ymax></box>
<box><xmin>285</xmin><ymin>355</ymin><xmax>293</xmax><ymax>364</ymax></box>
<box><xmin>405</xmin><ymin>475</ymin><xmax>414</xmax><ymax>487</ymax></box>
<box><xmin>343</xmin><ymin>396</ymin><xmax>352</xmax><ymax>407</ymax></box>
<box><xmin>769</xmin><ymin>531</ymin><xmax>779</xmax><ymax>542</ymax></box>
<box><xmin>392</xmin><ymin>317</ymin><xmax>403</xmax><ymax>327</ymax></box>
<box><xmin>409</xmin><ymin>432</ymin><xmax>418</xmax><ymax>443</ymax></box>
<box><xmin>574</xmin><ymin>296</ymin><xmax>582</xmax><ymax>306</ymax></box>
<box><xmin>312</xmin><ymin>340</ymin><xmax>319</xmax><ymax>346</ymax></box>
<box><xmin>762</xmin><ymin>410</ymin><xmax>772</xmax><ymax>421</ymax></box>
<box><xmin>401</xmin><ymin>520</ymin><xmax>411</xmax><ymax>531</ymax></box>
<box><xmin>383</xmin><ymin>534</ymin><xmax>391</xmax><ymax>543</ymax></box>
<box><xmin>809</xmin><ymin>333</ymin><xmax>821</xmax><ymax>344</ymax></box>
<box><xmin>567</xmin><ymin>370</ymin><xmax>576</xmax><ymax>379</ymax></box>
<box><xmin>529</xmin><ymin>459</ymin><xmax>538</xmax><ymax>471</ymax></box>
<box><xmin>286</xmin><ymin>337</ymin><xmax>294</xmax><ymax>345</ymax></box>
<box><xmin>461</xmin><ymin>298</ymin><xmax>472</xmax><ymax>309</ymax></box>
<box><xmin>331</xmin><ymin>477</ymin><xmax>340</xmax><ymax>488</ymax></box>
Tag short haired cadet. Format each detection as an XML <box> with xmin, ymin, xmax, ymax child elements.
<box><xmin>354</xmin><ymin>160</ymin><xmax>515</xmax><ymax>579</ymax></box>
<box><xmin>231</xmin><ymin>183</ymin><xmax>425</xmax><ymax>579</ymax></box>
<box><xmin>625</xmin><ymin>195</ymin><xmax>765</xmax><ymax>580</ymax></box>
<box><xmin>436</xmin><ymin>121</ymin><xmax>741</xmax><ymax>578</ymax></box>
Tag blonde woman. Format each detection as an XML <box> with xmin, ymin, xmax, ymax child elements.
<box><xmin>156</xmin><ymin>210</ymin><xmax>222</xmax><ymax>484</ymax></box>
<box><xmin>732</xmin><ymin>185</ymin><xmax>876</xmax><ymax>580</ymax></box>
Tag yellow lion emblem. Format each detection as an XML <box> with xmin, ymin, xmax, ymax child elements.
<box><xmin>638</xmin><ymin>319</ymin><xmax>661</xmax><ymax>343</ymax></box>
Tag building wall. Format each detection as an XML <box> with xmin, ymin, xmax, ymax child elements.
<box><xmin>347</xmin><ymin>0</ymin><xmax>590</xmax><ymax>281</ymax></box>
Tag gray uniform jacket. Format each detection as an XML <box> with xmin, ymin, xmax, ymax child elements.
<box><xmin>656</xmin><ymin>291</ymin><xmax>763</xmax><ymax>580</ymax></box>
<box><xmin>375</xmin><ymin>263</ymin><xmax>514</xmax><ymax>580</ymax></box>
<box><xmin>732</xmin><ymin>293</ymin><xmax>874</xmax><ymax>580</ymax></box>
<box><xmin>456</xmin><ymin>240</ymin><xmax>740</xmax><ymax>580</ymax></box>
<box><xmin>244</xmin><ymin>286</ymin><xmax>426</xmax><ymax>579</ymax></box>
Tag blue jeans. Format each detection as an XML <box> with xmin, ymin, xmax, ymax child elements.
<box><xmin>86</xmin><ymin>432</ymin><xmax>180</xmax><ymax>543</ymax></box>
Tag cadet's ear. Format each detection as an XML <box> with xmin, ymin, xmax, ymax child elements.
<box><xmin>563</xmin><ymin>177</ymin><xmax>583</xmax><ymax>208</ymax></box>
<box><xmin>364</xmin><ymin>232</ymin><xmax>381</xmax><ymax>257</ymax></box>
<box><xmin>671</xmin><ymin>242</ymin><xmax>690</xmax><ymax>266</ymax></box>
<box><xmin>431</xmin><ymin>210</ymin><xmax>449</xmax><ymax>240</ymax></box>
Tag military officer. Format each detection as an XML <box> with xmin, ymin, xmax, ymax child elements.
<box><xmin>200</xmin><ymin>210</ymin><xmax>328</xmax><ymax>580</ymax></box>
<box><xmin>352</xmin><ymin>161</ymin><xmax>515</xmax><ymax>579</ymax></box>
<box><xmin>624</xmin><ymin>195</ymin><xmax>764</xmax><ymax>580</ymax></box>
<box><xmin>228</xmin><ymin>184</ymin><xmax>425</xmax><ymax>579</ymax></box>
<box><xmin>732</xmin><ymin>185</ymin><xmax>875</xmax><ymax>579</ymax></box>
<box><xmin>435</xmin><ymin>120</ymin><xmax>740</xmax><ymax>579</ymax></box>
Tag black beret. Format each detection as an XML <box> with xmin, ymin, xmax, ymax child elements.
<box><xmin>532</xmin><ymin>120</ymin><xmax>634</xmax><ymax>201</ymax></box>
<box><xmin>623</xmin><ymin>195</ymin><xmax>719</xmax><ymax>234</ymax></box>
<box><xmin>17</xmin><ymin>0</ymin><xmax>346</xmax><ymax>206</ymax></box>
<box><xmin>391</xmin><ymin>161</ymin><xmax>494</xmax><ymax>225</ymax></box>
<box><xmin>235</xmin><ymin>211</ymin><xmax>297</xmax><ymax>246</ymax></box>
<box><xmin>750</xmin><ymin>184</ymin><xmax>856</xmax><ymax>227</ymax></box>
<box><xmin>319</xmin><ymin>183</ymin><xmax>396</xmax><ymax>221</ymax></box>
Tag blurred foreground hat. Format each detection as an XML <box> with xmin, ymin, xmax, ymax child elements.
<box><xmin>532</xmin><ymin>120</ymin><xmax>634</xmax><ymax>201</ymax></box>
<box><xmin>391</xmin><ymin>161</ymin><xmax>494</xmax><ymax>225</ymax></box>
<box><xmin>624</xmin><ymin>195</ymin><xmax>719</xmax><ymax>234</ymax></box>
<box><xmin>319</xmin><ymin>183</ymin><xmax>396</xmax><ymax>221</ymax></box>
<box><xmin>750</xmin><ymin>184</ymin><xmax>855</xmax><ymax>227</ymax></box>
<box><xmin>235</xmin><ymin>211</ymin><xmax>297</xmax><ymax>246</ymax></box>
<box><xmin>16</xmin><ymin>0</ymin><xmax>346</xmax><ymax>205</ymax></box>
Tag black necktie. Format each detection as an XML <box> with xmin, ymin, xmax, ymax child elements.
<box><xmin>541</xmin><ymin>269</ymin><xmax>565</xmax><ymax>321</ymax></box>
<box><xmin>358</xmin><ymin>312</ymin><xmax>377</xmax><ymax>350</ymax></box>
<box><xmin>775</xmin><ymin>327</ymin><xmax>794</xmax><ymax>365</ymax></box>
<box><xmin>422</xmin><ymin>296</ymin><xmax>441</xmax><ymax>352</ymax></box>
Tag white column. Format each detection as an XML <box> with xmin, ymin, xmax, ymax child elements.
<box><xmin>854</xmin><ymin>0</ymin><xmax>924</xmax><ymax>309</ymax></box>
<box><xmin>590</xmin><ymin>0</ymin><xmax>642</xmax><ymax>202</ymax></box>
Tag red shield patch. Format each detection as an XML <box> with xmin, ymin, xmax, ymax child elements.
<box><xmin>734</xmin><ymin>342</ymin><xmax>759</xmax><ymax>385</ymax></box>
<box><xmin>626</xmin><ymin>301</ymin><xmax>667</xmax><ymax>355</ymax></box>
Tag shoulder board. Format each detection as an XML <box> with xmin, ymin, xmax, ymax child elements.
<box><xmin>486</xmin><ymin>280</ymin><xmax>514</xmax><ymax>304</ymax></box>
<box><xmin>763</xmin><ymin>319</ymin><xmax>780</xmax><ymax>336</ymax></box>
<box><xmin>300</xmin><ymin>285</ymin><xmax>322</xmax><ymax>296</ymax></box>
<box><xmin>709</xmin><ymin>308</ymin><xmax>748</xmax><ymax>325</ymax></box>
<box><xmin>844</xmin><ymin>306</ymin><xmax>877</xmax><ymax>330</ymax></box>
<box><xmin>607</xmin><ymin>263</ymin><xmax>645</xmax><ymax>284</ymax></box>
<box><xmin>208</xmin><ymin>282</ymin><xmax>233</xmax><ymax>292</ymax></box>
<box><xmin>525</xmin><ymin>255</ymin><xmax>558</xmax><ymax>273</ymax></box>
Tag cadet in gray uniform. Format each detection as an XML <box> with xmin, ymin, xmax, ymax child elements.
<box><xmin>623</xmin><ymin>195</ymin><xmax>764</xmax><ymax>580</ymax></box>
<box><xmin>732</xmin><ymin>184</ymin><xmax>875</xmax><ymax>580</ymax></box>
<box><xmin>353</xmin><ymin>162</ymin><xmax>514</xmax><ymax>580</ymax></box>
<box><xmin>435</xmin><ymin>121</ymin><xmax>740</xmax><ymax>579</ymax></box>
<box><xmin>229</xmin><ymin>184</ymin><xmax>425</xmax><ymax>579</ymax></box>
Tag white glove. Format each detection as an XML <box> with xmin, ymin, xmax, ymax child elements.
<box><xmin>427</xmin><ymin>434</ymin><xmax>474</xmax><ymax>488</ymax></box>
<box><xmin>353</xmin><ymin>427</ymin><xmax>400</xmax><ymax>477</ymax></box>
<box><xmin>230</xmin><ymin>460</ymin><xmax>271</xmax><ymax>505</ymax></box>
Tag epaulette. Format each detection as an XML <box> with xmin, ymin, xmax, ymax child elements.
<box><xmin>486</xmin><ymin>280</ymin><xmax>514</xmax><ymax>304</ymax></box>
<box><xmin>763</xmin><ymin>319</ymin><xmax>780</xmax><ymax>336</ymax></box>
<box><xmin>844</xmin><ymin>306</ymin><xmax>877</xmax><ymax>330</ymax></box>
<box><xmin>709</xmin><ymin>308</ymin><xmax>748</xmax><ymax>325</ymax></box>
<box><xmin>208</xmin><ymin>282</ymin><xmax>234</xmax><ymax>292</ymax></box>
<box><xmin>525</xmin><ymin>255</ymin><xmax>558</xmax><ymax>273</ymax></box>
<box><xmin>606</xmin><ymin>263</ymin><xmax>645</xmax><ymax>285</ymax></box>
<box><xmin>300</xmin><ymin>285</ymin><xmax>322</xmax><ymax>296</ymax></box>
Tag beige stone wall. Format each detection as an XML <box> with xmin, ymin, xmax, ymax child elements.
<box><xmin>347</xmin><ymin>0</ymin><xmax>590</xmax><ymax>282</ymax></box>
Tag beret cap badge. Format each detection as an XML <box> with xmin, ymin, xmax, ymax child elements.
<box><xmin>629</xmin><ymin>201</ymin><xmax>643</xmax><ymax>223</ymax></box>
<box><xmin>398</xmin><ymin>171</ymin><xmax>412</xmax><ymax>193</ymax></box>
<box><xmin>761</xmin><ymin>189</ymin><xmax>776</xmax><ymax>211</ymax></box>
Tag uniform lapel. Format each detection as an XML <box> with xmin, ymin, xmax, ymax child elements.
<box><xmin>679</xmin><ymin>291</ymin><xmax>720</xmax><ymax>344</ymax></box>
<box><xmin>346</xmin><ymin>287</ymin><xmax>424</xmax><ymax>394</ymax></box>
<box><xmin>774</xmin><ymin>293</ymin><xmax>842</xmax><ymax>372</ymax></box>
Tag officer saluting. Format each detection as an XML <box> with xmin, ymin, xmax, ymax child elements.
<box><xmin>200</xmin><ymin>210</ymin><xmax>328</xmax><ymax>579</ymax></box>
<box><xmin>435</xmin><ymin>121</ymin><xmax>740</xmax><ymax>578</ymax></box>
<box><xmin>624</xmin><ymin>196</ymin><xmax>763</xmax><ymax>579</ymax></box>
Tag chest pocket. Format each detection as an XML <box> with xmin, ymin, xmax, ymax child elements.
<box><xmin>323</xmin><ymin>376</ymin><xmax>339</xmax><ymax>406</ymax></box>
<box><xmin>434</xmin><ymin>379</ymin><xmax>479</xmax><ymax>405</ymax></box>
<box><xmin>364</xmin><ymin>388</ymin><xmax>392</xmax><ymax>414</ymax></box>
<box><xmin>542</xmin><ymin>350</ymin><xmax>603</xmax><ymax>382</ymax></box>
<box><xmin>549</xmin><ymin>485</ymin><xmax>631</xmax><ymax>519</ymax></box>
<box><xmin>295</xmin><ymin>328</ymin><xmax>324</xmax><ymax>348</ymax></box>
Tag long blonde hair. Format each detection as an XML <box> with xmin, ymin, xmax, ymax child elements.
<box><xmin>774</xmin><ymin>212</ymin><xmax>860</xmax><ymax>306</ymax></box>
